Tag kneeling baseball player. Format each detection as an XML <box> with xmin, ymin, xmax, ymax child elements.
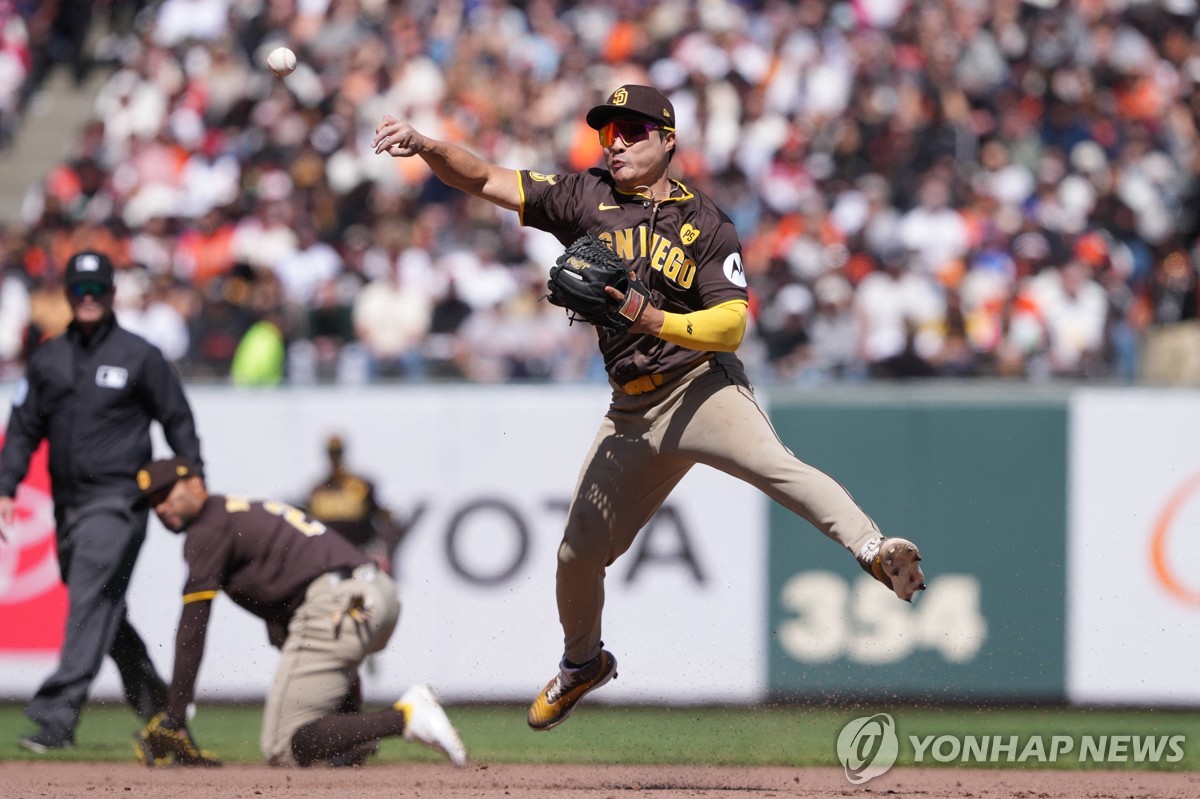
<box><xmin>130</xmin><ymin>457</ymin><xmax>466</xmax><ymax>768</ymax></box>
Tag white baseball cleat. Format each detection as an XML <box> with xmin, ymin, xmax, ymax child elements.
<box><xmin>860</xmin><ymin>537</ymin><xmax>926</xmax><ymax>602</ymax></box>
<box><xmin>396</xmin><ymin>684</ymin><xmax>468</xmax><ymax>767</ymax></box>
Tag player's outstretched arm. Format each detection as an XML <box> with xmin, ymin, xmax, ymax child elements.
<box><xmin>372</xmin><ymin>116</ymin><xmax>521</xmax><ymax>212</ymax></box>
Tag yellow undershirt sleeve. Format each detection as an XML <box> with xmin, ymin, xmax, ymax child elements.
<box><xmin>656</xmin><ymin>299</ymin><xmax>748</xmax><ymax>352</ymax></box>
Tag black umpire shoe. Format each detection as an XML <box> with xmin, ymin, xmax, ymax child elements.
<box><xmin>19</xmin><ymin>728</ymin><xmax>75</xmax><ymax>753</ymax></box>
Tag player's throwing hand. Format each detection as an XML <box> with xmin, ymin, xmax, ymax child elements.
<box><xmin>373</xmin><ymin>116</ymin><xmax>424</xmax><ymax>157</ymax></box>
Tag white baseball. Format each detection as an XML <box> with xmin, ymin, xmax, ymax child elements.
<box><xmin>266</xmin><ymin>46</ymin><xmax>297</xmax><ymax>77</ymax></box>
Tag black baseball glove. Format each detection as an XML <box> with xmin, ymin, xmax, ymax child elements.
<box><xmin>133</xmin><ymin>712</ymin><xmax>222</xmax><ymax>767</ymax></box>
<box><xmin>546</xmin><ymin>234</ymin><xmax>651</xmax><ymax>331</ymax></box>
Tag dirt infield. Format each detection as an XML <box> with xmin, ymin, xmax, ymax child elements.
<box><xmin>2</xmin><ymin>762</ymin><xmax>1198</xmax><ymax>798</ymax></box>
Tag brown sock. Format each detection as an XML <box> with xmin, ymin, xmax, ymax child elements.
<box><xmin>290</xmin><ymin>707</ymin><xmax>406</xmax><ymax>766</ymax></box>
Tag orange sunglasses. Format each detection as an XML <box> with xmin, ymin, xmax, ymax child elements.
<box><xmin>598</xmin><ymin>119</ymin><xmax>673</xmax><ymax>148</ymax></box>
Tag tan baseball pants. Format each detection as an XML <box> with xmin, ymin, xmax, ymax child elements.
<box><xmin>556</xmin><ymin>353</ymin><xmax>882</xmax><ymax>665</ymax></box>
<box><xmin>261</xmin><ymin>564</ymin><xmax>400</xmax><ymax>765</ymax></box>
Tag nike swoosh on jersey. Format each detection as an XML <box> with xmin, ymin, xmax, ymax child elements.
<box><xmin>598</xmin><ymin>203</ymin><xmax>621</xmax><ymax>211</ymax></box>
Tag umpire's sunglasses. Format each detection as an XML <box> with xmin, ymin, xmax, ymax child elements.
<box><xmin>598</xmin><ymin>119</ymin><xmax>673</xmax><ymax>148</ymax></box>
<box><xmin>67</xmin><ymin>282</ymin><xmax>112</xmax><ymax>299</ymax></box>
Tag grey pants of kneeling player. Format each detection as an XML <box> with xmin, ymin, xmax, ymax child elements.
<box><xmin>557</xmin><ymin>353</ymin><xmax>882</xmax><ymax>665</ymax></box>
<box><xmin>261</xmin><ymin>564</ymin><xmax>400</xmax><ymax>765</ymax></box>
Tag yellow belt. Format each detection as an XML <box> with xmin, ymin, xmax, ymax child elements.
<box><xmin>618</xmin><ymin>354</ymin><xmax>714</xmax><ymax>396</ymax></box>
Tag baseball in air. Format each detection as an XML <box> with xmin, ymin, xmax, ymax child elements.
<box><xmin>267</xmin><ymin>46</ymin><xmax>297</xmax><ymax>77</ymax></box>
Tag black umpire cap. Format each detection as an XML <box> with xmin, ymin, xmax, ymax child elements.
<box><xmin>133</xmin><ymin>456</ymin><xmax>200</xmax><ymax>510</ymax></box>
<box><xmin>586</xmin><ymin>85</ymin><xmax>676</xmax><ymax>131</ymax></box>
<box><xmin>64</xmin><ymin>251</ymin><xmax>115</xmax><ymax>287</ymax></box>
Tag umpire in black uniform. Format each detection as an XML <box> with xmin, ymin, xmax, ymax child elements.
<box><xmin>0</xmin><ymin>250</ymin><xmax>204</xmax><ymax>752</ymax></box>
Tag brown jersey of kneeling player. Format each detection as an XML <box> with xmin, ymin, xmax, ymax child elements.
<box><xmin>131</xmin><ymin>456</ymin><xmax>465</xmax><ymax>768</ymax></box>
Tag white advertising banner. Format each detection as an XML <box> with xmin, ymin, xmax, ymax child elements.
<box><xmin>0</xmin><ymin>385</ymin><xmax>766</xmax><ymax>705</ymax></box>
<box><xmin>1069</xmin><ymin>389</ymin><xmax>1200</xmax><ymax>704</ymax></box>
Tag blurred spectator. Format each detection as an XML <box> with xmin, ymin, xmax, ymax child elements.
<box><xmin>352</xmin><ymin>254</ymin><xmax>432</xmax><ymax>381</ymax></box>
<box><xmin>153</xmin><ymin>0</ymin><xmax>232</xmax><ymax>49</ymax></box>
<box><xmin>0</xmin><ymin>263</ymin><xmax>28</xmax><ymax>376</ymax></box>
<box><xmin>423</xmin><ymin>277</ymin><xmax>473</xmax><ymax>379</ymax></box>
<box><xmin>806</xmin><ymin>273</ymin><xmax>865</xmax><ymax>382</ymax></box>
<box><xmin>230</xmin><ymin>313</ymin><xmax>285</xmax><ymax>386</ymax></box>
<box><xmin>897</xmin><ymin>175</ymin><xmax>972</xmax><ymax>283</ymax></box>
<box><xmin>1018</xmin><ymin>258</ymin><xmax>1110</xmax><ymax>378</ymax></box>
<box><xmin>0</xmin><ymin>1</ymin><xmax>30</xmax><ymax>150</ymax></box>
<box><xmin>1140</xmin><ymin>249</ymin><xmax>1200</xmax><ymax>385</ymax></box>
<box><xmin>872</xmin><ymin>319</ymin><xmax>939</xmax><ymax>380</ymax></box>
<box><xmin>757</xmin><ymin>282</ymin><xmax>814</xmax><ymax>382</ymax></box>
<box><xmin>114</xmin><ymin>267</ymin><xmax>190</xmax><ymax>362</ymax></box>
<box><xmin>229</xmin><ymin>268</ymin><xmax>287</xmax><ymax>386</ymax></box>
<box><xmin>231</xmin><ymin>195</ymin><xmax>298</xmax><ymax>274</ymax></box>
<box><xmin>271</xmin><ymin>219</ymin><xmax>342</xmax><ymax>310</ymax></box>
<box><xmin>933</xmin><ymin>289</ymin><xmax>977</xmax><ymax>378</ymax></box>
<box><xmin>19</xmin><ymin>0</ymin><xmax>94</xmax><ymax>107</ymax></box>
<box><xmin>25</xmin><ymin>273</ymin><xmax>72</xmax><ymax>352</ymax></box>
<box><xmin>188</xmin><ymin>270</ymin><xmax>254</xmax><ymax>378</ymax></box>
<box><xmin>175</xmin><ymin>207</ymin><xmax>237</xmax><ymax>289</ymax></box>
<box><xmin>854</xmin><ymin>245</ymin><xmax>947</xmax><ymax>373</ymax></box>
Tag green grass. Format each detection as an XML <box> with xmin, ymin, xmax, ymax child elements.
<box><xmin>2</xmin><ymin>702</ymin><xmax>1197</xmax><ymax>770</ymax></box>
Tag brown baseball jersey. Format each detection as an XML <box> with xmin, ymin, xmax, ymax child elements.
<box><xmin>519</xmin><ymin>168</ymin><xmax>749</xmax><ymax>385</ymax></box>
<box><xmin>164</xmin><ymin>495</ymin><xmax>368</xmax><ymax>720</ymax></box>
<box><xmin>180</xmin><ymin>495</ymin><xmax>367</xmax><ymax>625</ymax></box>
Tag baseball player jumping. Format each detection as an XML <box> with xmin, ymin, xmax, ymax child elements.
<box><xmin>373</xmin><ymin>84</ymin><xmax>925</xmax><ymax>731</ymax></box>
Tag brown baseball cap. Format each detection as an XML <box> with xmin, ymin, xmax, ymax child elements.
<box><xmin>586</xmin><ymin>85</ymin><xmax>675</xmax><ymax>131</ymax></box>
<box><xmin>133</xmin><ymin>456</ymin><xmax>200</xmax><ymax>510</ymax></box>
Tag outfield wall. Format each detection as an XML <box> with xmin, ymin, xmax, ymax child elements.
<box><xmin>0</xmin><ymin>385</ymin><xmax>767</xmax><ymax>705</ymax></box>
<box><xmin>767</xmin><ymin>395</ymin><xmax>1067</xmax><ymax>702</ymax></box>
<box><xmin>0</xmin><ymin>382</ymin><xmax>1196</xmax><ymax>706</ymax></box>
<box><xmin>1068</xmin><ymin>390</ymin><xmax>1200</xmax><ymax>706</ymax></box>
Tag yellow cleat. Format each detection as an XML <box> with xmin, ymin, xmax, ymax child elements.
<box><xmin>528</xmin><ymin>649</ymin><xmax>617</xmax><ymax>731</ymax></box>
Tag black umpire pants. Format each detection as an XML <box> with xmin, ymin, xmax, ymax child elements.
<box><xmin>26</xmin><ymin>496</ymin><xmax>167</xmax><ymax>737</ymax></box>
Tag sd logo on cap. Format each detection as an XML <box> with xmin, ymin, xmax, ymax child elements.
<box><xmin>133</xmin><ymin>456</ymin><xmax>199</xmax><ymax>509</ymax></box>
<box><xmin>586</xmin><ymin>84</ymin><xmax>675</xmax><ymax>130</ymax></box>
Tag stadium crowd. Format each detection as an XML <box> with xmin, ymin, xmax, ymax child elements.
<box><xmin>1</xmin><ymin>0</ymin><xmax>1200</xmax><ymax>387</ymax></box>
